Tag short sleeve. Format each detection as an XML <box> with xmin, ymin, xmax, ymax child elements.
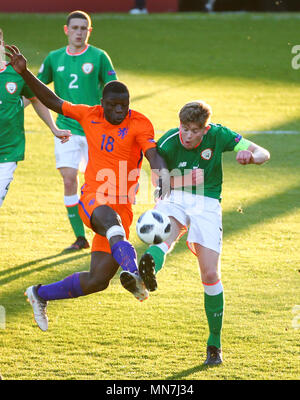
<box><xmin>219</xmin><ymin>126</ymin><xmax>243</xmax><ymax>152</ymax></box>
<box><xmin>99</xmin><ymin>51</ymin><xmax>117</xmax><ymax>85</ymax></box>
<box><xmin>135</xmin><ymin>115</ymin><xmax>157</xmax><ymax>154</ymax></box>
<box><xmin>62</xmin><ymin>101</ymin><xmax>90</xmax><ymax>123</ymax></box>
<box><xmin>21</xmin><ymin>82</ymin><xmax>35</xmax><ymax>99</ymax></box>
<box><xmin>37</xmin><ymin>54</ymin><xmax>53</xmax><ymax>85</ymax></box>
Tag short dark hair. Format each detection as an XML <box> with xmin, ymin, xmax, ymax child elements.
<box><xmin>103</xmin><ymin>81</ymin><xmax>129</xmax><ymax>99</ymax></box>
<box><xmin>67</xmin><ymin>10</ymin><xmax>92</xmax><ymax>28</ymax></box>
<box><xmin>179</xmin><ymin>101</ymin><xmax>212</xmax><ymax>128</ymax></box>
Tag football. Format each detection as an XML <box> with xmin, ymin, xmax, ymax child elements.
<box><xmin>136</xmin><ymin>210</ymin><xmax>171</xmax><ymax>244</ymax></box>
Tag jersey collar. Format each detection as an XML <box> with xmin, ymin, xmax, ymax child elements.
<box><xmin>66</xmin><ymin>44</ymin><xmax>89</xmax><ymax>56</ymax></box>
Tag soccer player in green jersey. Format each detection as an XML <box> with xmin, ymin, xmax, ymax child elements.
<box><xmin>37</xmin><ymin>10</ymin><xmax>118</xmax><ymax>251</ymax></box>
<box><xmin>138</xmin><ymin>100</ymin><xmax>270</xmax><ymax>366</ymax></box>
<box><xmin>0</xmin><ymin>28</ymin><xmax>70</xmax><ymax>208</ymax></box>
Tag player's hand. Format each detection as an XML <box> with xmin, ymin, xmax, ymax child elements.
<box><xmin>53</xmin><ymin>128</ymin><xmax>72</xmax><ymax>144</ymax></box>
<box><xmin>236</xmin><ymin>150</ymin><xmax>253</xmax><ymax>165</ymax></box>
<box><xmin>158</xmin><ymin>168</ymin><xmax>171</xmax><ymax>199</ymax></box>
<box><xmin>5</xmin><ymin>45</ymin><xmax>27</xmax><ymax>74</ymax></box>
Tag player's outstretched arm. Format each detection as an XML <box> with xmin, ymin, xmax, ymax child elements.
<box><xmin>5</xmin><ymin>45</ymin><xmax>63</xmax><ymax>115</ymax></box>
<box><xmin>236</xmin><ymin>142</ymin><xmax>270</xmax><ymax>165</ymax></box>
<box><xmin>145</xmin><ymin>147</ymin><xmax>171</xmax><ymax>198</ymax></box>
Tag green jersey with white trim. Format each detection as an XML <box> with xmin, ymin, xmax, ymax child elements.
<box><xmin>156</xmin><ymin>123</ymin><xmax>243</xmax><ymax>200</ymax></box>
<box><xmin>37</xmin><ymin>44</ymin><xmax>117</xmax><ymax>136</ymax></box>
<box><xmin>0</xmin><ymin>65</ymin><xmax>35</xmax><ymax>163</ymax></box>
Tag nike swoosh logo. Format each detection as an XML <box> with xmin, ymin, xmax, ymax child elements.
<box><xmin>91</xmin><ymin>121</ymin><xmax>103</xmax><ymax>124</ymax></box>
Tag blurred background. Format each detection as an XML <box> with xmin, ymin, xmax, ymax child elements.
<box><xmin>1</xmin><ymin>0</ymin><xmax>300</xmax><ymax>13</ymax></box>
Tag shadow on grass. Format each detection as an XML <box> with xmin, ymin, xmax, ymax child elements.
<box><xmin>0</xmin><ymin>252</ymin><xmax>90</xmax><ymax>287</ymax></box>
<box><xmin>166</xmin><ymin>363</ymin><xmax>222</xmax><ymax>379</ymax></box>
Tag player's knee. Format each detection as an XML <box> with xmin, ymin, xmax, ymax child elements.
<box><xmin>86</xmin><ymin>276</ymin><xmax>110</xmax><ymax>293</ymax></box>
<box><xmin>91</xmin><ymin>205</ymin><xmax>123</xmax><ymax>236</ymax></box>
<box><xmin>201</xmin><ymin>270</ymin><xmax>219</xmax><ymax>285</ymax></box>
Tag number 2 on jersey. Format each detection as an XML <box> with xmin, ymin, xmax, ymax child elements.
<box><xmin>69</xmin><ymin>74</ymin><xmax>79</xmax><ymax>89</ymax></box>
<box><xmin>101</xmin><ymin>134</ymin><xmax>114</xmax><ymax>152</ymax></box>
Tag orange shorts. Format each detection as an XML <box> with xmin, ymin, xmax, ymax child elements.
<box><xmin>78</xmin><ymin>191</ymin><xmax>133</xmax><ymax>253</ymax></box>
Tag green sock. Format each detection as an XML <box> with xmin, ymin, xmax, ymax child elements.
<box><xmin>146</xmin><ymin>244</ymin><xmax>167</xmax><ymax>274</ymax></box>
<box><xmin>204</xmin><ymin>283</ymin><xmax>224</xmax><ymax>349</ymax></box>
<box><xmin>66</xmin><ymin>204</ymin><xmax>85</xmax><ymax>238</ymax></box>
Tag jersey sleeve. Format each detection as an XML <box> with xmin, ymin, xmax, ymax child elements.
<box><xmin>219</xmin><ymin>126</ymin><xmax>243</xmax><ymax>152</ymax></box>
<box><xmin>134</xmin><ymin>115</ymin><xmax>157</xmax><ymax>154</ymax></box>
<box><xmin>62</xmin><ymin>101</ymin><xmax>90</xmax><ymax>124</ymax></box>
<box><xmin>20</xmin><ymin>82</ymin><xmax>35</xmax><ymax>99</ymax></box>
<box><xmin>98</xmin><ymin>51</ymin><xmax>117</xmax><ymax>85</ymax></box>
<box><xmin>37</xmin><ymin>54</ymin><xmax>53</xmax><ymax>84</ymax></box>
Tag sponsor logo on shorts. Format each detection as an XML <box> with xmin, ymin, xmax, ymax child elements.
<box><xmin>5</xmin><ymin>82</ymin><xmax>17</xmax><ymax>94</ymax></box>
<box><xmin>201</xmin><ymin>148</ymin><xmax>213</xmax><ymax>160</ymax></box>
<box><xmin>82</xmin><ymin>63</ymin><xmax>94</xmax><ymax>74</ymax></box>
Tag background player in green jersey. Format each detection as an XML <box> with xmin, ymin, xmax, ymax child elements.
<box><xmin>0</xmin><ymin>28</ymin><xmax>71</xmax><ymax>208</ymax></box>
<box><xmin>138</xmin><ymin>100</ymin><xmax>270</xmax><ymax>366</ymax></box>
<box><xmin>37</xmin><ymin>10</ymin><xmax>118</xmax><ymax>251</ymax></box>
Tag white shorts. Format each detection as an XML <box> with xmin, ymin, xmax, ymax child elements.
<box><xmin>54</xmin><ymin>135</ymin><xmax>88</xmax><ymax>172</ymax></box>
<box><xmin>155</xmin><ymin>190</ymin><xmax>223</xmax><ymax>254</ymax></box>
<box><xmin>0</xmin><ymin>162</ymin><xmax>17</xmax><ymax>207</ymax></box>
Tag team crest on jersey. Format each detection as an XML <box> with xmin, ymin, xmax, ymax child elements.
<box><xmin>6</xmin><ymin>82</ymin><xmax>17</xmax><ymax>94</ymax></box>
<box><xmin>82</xmin><ymin>63</ymin><xmax>94</xmax><ymax>74</ymax></box>
<box><xmin>201</xmin><ymin>148</ymin><xmax>213</xmax><ymax>160</ymax></box>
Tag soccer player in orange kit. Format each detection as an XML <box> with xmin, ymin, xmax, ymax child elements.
<box><xmin>5</xmin><ymin>44</ymin><xmax>170</xmax><ymax>331</ymax></box>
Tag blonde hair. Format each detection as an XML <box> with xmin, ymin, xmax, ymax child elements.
<box><xmin>179</xmin><ymin>100</ymin><xmax>212</xmax><ymax>128</ymax></box>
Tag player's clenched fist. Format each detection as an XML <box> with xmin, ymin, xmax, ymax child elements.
<box><xmin>236</xmin><ymin>150</ymin><xmax>253</xmax><ymax>165</ymax></box>
<box><xmin>5</xmin><ymin>45</ymin><xmax>27</xmax><ymax>74</ymax></box>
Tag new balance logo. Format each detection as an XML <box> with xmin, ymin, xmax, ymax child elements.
<box><xmin>178</xmin><ymin>161</ymin><xmax>187</xmax><ymax>168</ymax></box>
<box><xmin>57</xmin><ymin>66</ymin><xmax>65</xmax><ymax>72</ymax></box>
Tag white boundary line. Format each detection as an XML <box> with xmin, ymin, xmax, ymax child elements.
<box><xmin>242</xmin><ymin>130</ymin><xmax>300</xmax><ymax>134</ymax></box>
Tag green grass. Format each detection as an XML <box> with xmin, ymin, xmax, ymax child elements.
<box><xmin>0</xmin><ymin>12</ymin><xmax>299</xmax><ymax>380</ymax></box>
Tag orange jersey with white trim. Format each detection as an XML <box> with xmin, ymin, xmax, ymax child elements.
<box><xmin>62</xmin><ymin>101</ymin><xmax>156</xmax><ymax>203</ymax></box>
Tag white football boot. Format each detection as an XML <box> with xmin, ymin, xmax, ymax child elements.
<box><xmin>25</xmin><ymin>285</ymin><xmax>48</xmax><ymax>331</ymax></box>
<box><xmin>120</xmin><ymin>271</ymin><xmax>149</xmax><ymax>302</ymax></box>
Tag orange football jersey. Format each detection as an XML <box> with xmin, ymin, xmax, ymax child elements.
<box><xmin>62</xmin><ymin>101</ymin><xmax>156</xmax><ymax>203</ymax></box>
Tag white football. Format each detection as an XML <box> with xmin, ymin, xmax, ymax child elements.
<box><xmin>136</xmin><ymin>210</ymin><xmax>171</xmax><ymax>245</ymax></box>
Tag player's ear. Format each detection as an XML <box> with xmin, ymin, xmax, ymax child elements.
<box><xmin>88</xmin><ymin>27</ymin><xmax>93</xmax><ymax>34</ymax></box>
<box><xmin>64</xmin><ymin>25</ymin><xmax>68</xmax><ymax>35</ymax></box>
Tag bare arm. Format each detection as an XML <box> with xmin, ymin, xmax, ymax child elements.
<box><xmin>236</xmin><ymin>142</ymin><xmax>270</xmax><ymax>165</ymax></box>
<box><xmin>5</xmin><ymin>45</ymin><xmax>63</xmax><ymax>114</ymax></box>
<box><xmin>145</xmin><ymin>147</ymin><xmax>171</xmax><ymax>198</ymax></box>
<box><xmin>29</xmin><ymin>97</ymin><xmax>71</xmax><ymax>143</ymax></box>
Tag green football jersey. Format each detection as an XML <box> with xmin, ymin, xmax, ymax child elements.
<box><xmin>37</xmin><ymin>44</ymin><xmax>117</xmax><ymax>136</ymax></box>
<box><xmin>156</xmin><ymin>124</ymin><xmax>243</xmax><ymax>200</ymax></box>
<box><xmin>0</xmin><ymin>65</ymin><xmax>35</xmax><ymax>163</ymax></box>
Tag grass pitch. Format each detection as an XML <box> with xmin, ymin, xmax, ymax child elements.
<box><xmin>0</xmin><ymin>12</ymin><xmax>299</xmax><ymax>380</ymax></box>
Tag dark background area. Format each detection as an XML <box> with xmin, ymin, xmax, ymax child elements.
<box><xmin>179</xmin><ymin>0</ymin><xmax>300</xmax><ymax>11</ymax></box>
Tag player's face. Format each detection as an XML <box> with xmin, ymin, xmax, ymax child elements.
<box><xmin>102</xmin><ymin>93</ymin><xmax>130</xmax><ymax>125</ymax></box>
<box><xmin>180</xmin><ymin>122</ymin><xmax>209</xmax><ymax>149</ymax></box>
<box><xmin>65</xmin><ymin>18</ymin><xmax>91</xmax><ymax>49</ymax></box>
